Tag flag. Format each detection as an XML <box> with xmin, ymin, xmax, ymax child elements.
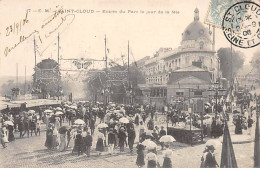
<box><xmin>220</xmin><ymin>120</ymin><xmax>238</xmax><ymax>168</ymax></box>
<box><xmin>254</xmin><ymin>115</ymin><xmax>260</xmax><ymax>168</ymax></box>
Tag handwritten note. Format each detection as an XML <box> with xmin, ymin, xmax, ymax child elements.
<box><xmin>1</xmin><ymin>7</ymin><xmax>75</xmax><ymax>57</ymax></box>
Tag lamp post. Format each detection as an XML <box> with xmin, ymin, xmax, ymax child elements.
<box><xmin>208</xmin><ymin>81</ymin><xmax>226</xmax><ymax>118</ymax></box>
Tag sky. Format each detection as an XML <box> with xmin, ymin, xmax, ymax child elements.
<box><xmin>0</xmin><ymin>0</ymin><xmax>258</xmax><ymax>79</ymax></box>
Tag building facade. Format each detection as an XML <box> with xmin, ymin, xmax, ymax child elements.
<box><xmin>138</xmin><ymin>8</ymin><xmax>220</xmax><ymax>109</ymax></box>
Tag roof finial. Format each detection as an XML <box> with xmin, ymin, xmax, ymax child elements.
<box><xmin>194</xmin><ymin>8</ymin><xmax>199</xmax><ymax>21</ymax></box>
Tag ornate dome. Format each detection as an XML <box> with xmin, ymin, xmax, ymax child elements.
<box><xmin>182</xmin><ymin>8</ymin><xmax>211</xmax><ymax>42</ymax></box>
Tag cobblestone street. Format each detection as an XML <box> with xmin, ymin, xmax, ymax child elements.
<box><xmin>0</xmin><ymin>114</ymin><xmax>256</xmax><ymax>168</ymax></box>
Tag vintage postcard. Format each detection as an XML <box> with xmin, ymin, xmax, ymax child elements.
<box><xmin>0</xmin><ymin>0</ymin><xmax>259</xmax><ymax>168</ymax></box>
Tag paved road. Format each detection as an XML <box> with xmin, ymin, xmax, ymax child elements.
<box><xmin>0</xmin><ymin>114</ymin><xmax>256</xmax><ymax>168</ymax></box>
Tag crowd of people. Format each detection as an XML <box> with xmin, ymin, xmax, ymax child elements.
<box><xmin>39</xmin><ymin>101</ymin><xmax>173</xmax><ymax>168</ymax></box>
<box><xmin>0</xmin><ymin>91</ymin><xmax>259</xmax><ymax>168</ymax></box>
<box><xmin>0</xmin><ymin>108</ymin><xmax>42</xmax><ymax>148</ymax></box>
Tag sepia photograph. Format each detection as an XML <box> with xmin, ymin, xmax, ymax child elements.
<box><xmin>0</xmin><ymin>0</ymin><xmax>259</xmax><ymax>168</ymax></box>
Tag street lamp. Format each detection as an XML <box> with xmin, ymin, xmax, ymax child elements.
<box><xmin>208</xmin><ymin>81</ymin><xmax>226</xmax><ymax>119</ymax></box>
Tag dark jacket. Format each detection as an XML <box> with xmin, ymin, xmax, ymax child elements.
<box><xmin>204</xmin><ymin>152</ymin><xmax>218</xmax><ymax>168</ymax></box>
<box><xmin>147</xmin><ymin>120</ymin><xmax>154</xmax><ymax>130</ymax></box>
<box><xmin>159</xmin><ymin>130</ymin><xmax>166</xmax><ymax>138</ymax></box>
<box><xmin>18</xmin><ymin>120</ymin><xmax>25</xmax><ymax>132</ymax></box>
<box><xmin>84</xmin><ymin>135</ymin><xmax>93</xmax><ymax>146</ymax></box>
<box><xmin>127</xmin><ymin>129</ymin><xmax>136</xmax><ymax>144</ymax></box>
<box><xmin>118</xmin><ymin>130</ymin><xmax>127</xmax><ymax>146</ymax></box>
<box><xmin>108</xmin><ymin>132</ymin><xmax>116</xmax><ymax>144</ymax></box>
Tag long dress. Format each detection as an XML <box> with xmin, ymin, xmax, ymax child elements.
<box><xmin>7</xmin><ymin>125</ymin><xmax>15</xmax><ymax>142</ymax></box>
<box><xmin>139</xmin><ymin>125</ymin><xmax>145</xmax><ymax>141</ymax></box>
<box><xmin>73</xmin><ymin>134</ymin><xmax>83</xmax><ymax>155</ymax></box>
<box><xmin>135</xmin><ymin>114</ymin><xmax>139</xmax><ymax>125</ymax></box>
<box><xmin>59</xmin><ymin>133</ymin><xmax>66</xmax><ymax>151</ymax></box>
<box><xmin>45</xmin><ymin>129</ymin><xmax>53</xmax><ymax>149</ymax></box>
<box><xmin>96</xmin><ymin>132</ymin><xmax>104</xmax><ymax>152</ymax></box>
<box><xmin>136</xmin><ymin>144</ymin><xmax>145</xmax><ymax>167</ymax></box>
<box><xmin>52</xmin><ymin>128</ymin><xmax>59</xmax><ymax>148</ymax></box>
<box><xmin>118</xmin><ymin>130</ymin><xmax>126</xmax><ymax>151</ymax></box>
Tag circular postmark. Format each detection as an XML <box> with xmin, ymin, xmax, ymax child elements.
<box><xmin>222</xmin><ymin>1</ymin><xmax>260</xmax><ymax>48</ymax></box>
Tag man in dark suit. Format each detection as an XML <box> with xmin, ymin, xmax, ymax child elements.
<box><xmin>204</xmin><ymin>145</ymin><xmax>219</xmax><ymax>168</ymax></box>
<box><xmin>127</xmin><ymin>127</ymin><xmax>136</xmax><ymax>153</ymax></box>
<box><xmin>108</xmin><ymin>128</ymin><xmax>116</xmax><ymax>154</ymax></box>
<box><xmin>85</xmin><ymin>132</ymin><xmax>93</xmax><ymax>157</ymax></box>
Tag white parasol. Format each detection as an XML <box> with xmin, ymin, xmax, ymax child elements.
<box><xmin>56</xmin><ymin>107</ymin><xmax>62</xmax><ymax>111</ymax></box>
<box><xmin>142</xmin><ymin>139</ymin><xmax>157</xmax><ymax>149</ymax></box>
<box><xmin>97</xmin><ymin>123</ymin><xmax>108</xmax><ymax>129</ymax></box>
<box><xmin>4</xmin><ymin>121</ymin><xmax>14</xmax><ymax>126</ymax></box>
<box><xmin>119</xmin><ymin>117</ymin><xmax>129</xmax><ymax>123</ymax></box>
<box><xmin>159</xmin><ymin>135</ymin><xmax>176</xmax><ymax>143</ymax></box>
<box><xmin>74</xmin><ymin>119</ymin><xmax>85</xmax><ymax>125</ymax></box>
<box><xmin>55</xmin><ymin>111</ymin><xmax>63</xmax><ymax>115</ymax></box>
<box><xmin>44</xmin><ymin>109</ymin><xmax>52</xmax><ymax>113</ymax></box>
<box><xmin>70</xmin><ymin>106</ymin><xmax>77</xmax><ymax>110</ymax></box>
<box><xmin>28</xmin><ymin>110</ymin><xmax>35</xmax><ymax>114</ymax></box>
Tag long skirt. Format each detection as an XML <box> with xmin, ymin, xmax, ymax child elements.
<box><xmin>96</xmin><ymin>138</ymin><xmax>104</xmax><ymax>152</ymax></box>
<box><xmin>59</xmin><ymin>134</ymin><xmax>66</xmax><ymax>151</ymax></box>
<box><xmin>136</xmin><ymin>151</ymin><xmax>145</xmax><ymax>167</ymax></box>
<box><xmin>147</xmin><ymin>160</ymin><xmax>156</xmax><ymax>168</ymax></box>
<box><xmin>45</xmin><ymin>135</ymin><xmax>52</xmax><ymax>149</ymax></box>
<box><xmin>52</xmin><ymin>135</ymin><xmax>59</xmax><ymax>148</ymax></box>
<box><xmin>8</xmin><ymin>132</ymin><xmax>15</xmax><ymax>142</ymax></box>
<box><xmin>162</xmin><ymin>157</ymin><xmax>172</xmax><ymax>168</ymax></box>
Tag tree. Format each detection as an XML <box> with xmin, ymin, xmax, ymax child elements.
<box><xmin>217</xmin><ymin>48</ymin><xmax>245</xmax><ymax>82</ymax></box>
<box><xmin>32</xmin><ymin>58</ymin><xmax>61</xmax><ymax>99</ymax></box>
<box><xmin>83</xmin><ymin>63</ymin><xmax>145</xmax><ymax>103</ymax></box>
<box><xmin>251</xmin><ymin>50</ymin><xmax>260</xmax><ymax>77</ymax></box>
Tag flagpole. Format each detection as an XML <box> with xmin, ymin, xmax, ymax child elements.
<box><xmin>128</xmin><ymin>40</ymin><xmax>130</xmax><ymax>104</ymax></box>
<box><xmin>105</xmin><ymin>35</ymin><xmax>107</xmax><ymax>71</ymax></box>
<box><xmin>105</xmin><ymin>35</ymin><xmax>107</xmax><ymax>106</ymax></box>
<box><xmin>231</xmin><ymin>43</ymin><xmax>233</xmax><ymax>82</ymax></box>
<box><xmin>16</xmin><ymin>63</ymin><xmax>18</xmax><ymax>88</ymax></box>
<box><xmin>254</xmin><ymin>100</ymin><xmax>260</xmax><ymax>168</ymax></box>
<box><xmin>34</xmin><ymin>36</ymin><xmax>37</xmax><ymax>83</ymax></box>
<box><xmin>57</xmin><ymin>33</ymin><xmax>60</xmax><ymax>100</ymax></box>
<box><xmin>24</xmin><ymin>65</ymin><xmax>26</xmax><ymax>95</ymax></box>
<box><xmin>58</xmin><ymin>33</ymin><xmax>60</xmax><ymax>65</ymax></box>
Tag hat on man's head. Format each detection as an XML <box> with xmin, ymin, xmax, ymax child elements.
<box><xmin>207</xmin><ymin>145</ymin><xmax>216</xmax><ymax>150</ymax></box>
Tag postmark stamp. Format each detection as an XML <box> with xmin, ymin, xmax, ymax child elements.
<box><xmin>222</xmin><ymin>1</ymin><xmax>260</xmax><ymax>48</ymax></box>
